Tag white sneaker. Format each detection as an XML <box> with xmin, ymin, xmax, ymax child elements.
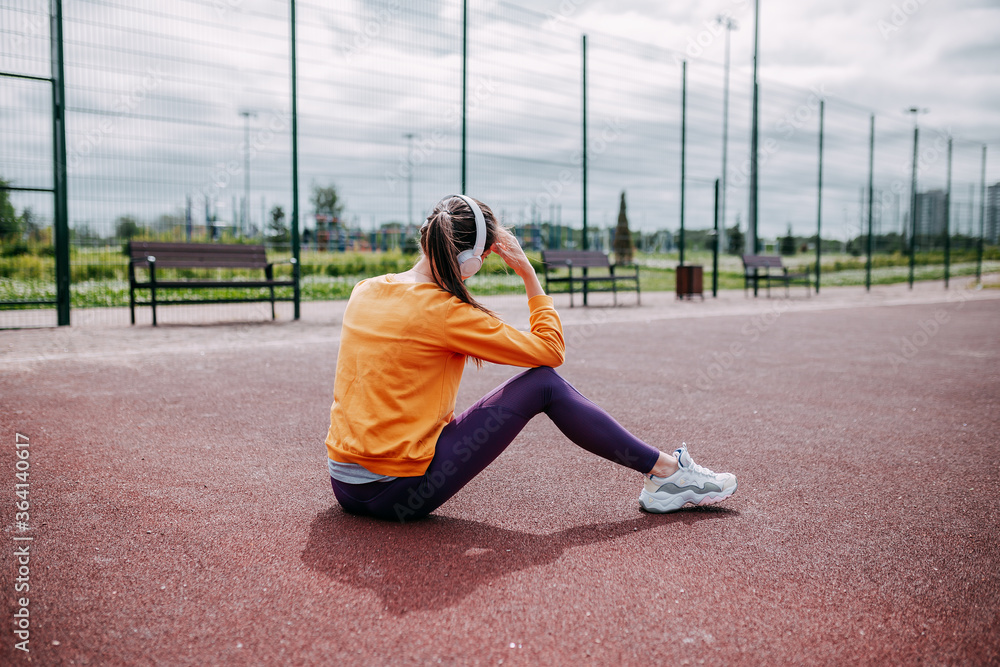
<box><xmin>639</xmin><ymin>444</ymin><xmax>737</xmax><ymax>513</ymax></box>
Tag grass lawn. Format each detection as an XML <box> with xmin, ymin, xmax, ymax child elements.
<box><xmin>1</xmin><ymin>246</ymin><xmax>998</xmax><ymax>309</ymax></box>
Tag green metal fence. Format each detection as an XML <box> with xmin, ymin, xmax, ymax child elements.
<box><xmin>1</xmin><ymin>0</ymin><xmax>997</xmax><ymax>327</ymax></box>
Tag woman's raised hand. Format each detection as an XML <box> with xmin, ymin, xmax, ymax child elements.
<box><xmin>491</xmin><ymin>227</ymin><xmax>535</xmax><ymax>278</ymax></box>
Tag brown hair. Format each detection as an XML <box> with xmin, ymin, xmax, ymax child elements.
<box><xmin>420</xmin><ymin>195</ymin><xmax>499</xmax><ymax>317</ymax></box>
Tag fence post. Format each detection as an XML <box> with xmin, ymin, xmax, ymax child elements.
<box><xmin>944</xmin><ymin>136</ymin><xmax>952</xmax><ymax>288</ymax></box>
<box><xmin>290</xmin><ymin>0</ymin><xmax>301</xmax><ymax>320</ymax></box>
<box><xmin>749</xmin><ymin>0</ymin><xmax>760</xmax><ymax>255</ymax></box>
<box><xmin>713</xmin><ymin>178</ymin><xmax>719</xmax><ymax>297</ymax></box>
<box><xmin>461</xmin><ymin>0</ymin><xmax>468</xmax><ymax>194</ymax></box>
<box><xmin>581</xmin><ymin>34</ymin><xmax>588</xmax><ymax>304</ymax></box>
<box><xmin>978</xmin><ymin>144</ymin><xmax>986</xmax><ymax>283</ymax></box>
<box><xmin>865</xmin><ymin>113</ymin><xmax>874</xmax><ymax>291</ymax></box>
<box><xmin>679</xmin><ymin>60</ymin><xmax>687</xmax><ymax>267</ymax></box>
<box><xmin>815</xmin><ymin>99</ymin><xmax>824</xmax><ymax>293</ymax></box>
<box><xmin>51</xmin><ymin>0</ymin><xmax>70</xmax><ymax>325</ymax></box>
<box><xmin>908</xmin><ymin>126</ymin><xmax>919</xmax><ymax>289</ymax></box>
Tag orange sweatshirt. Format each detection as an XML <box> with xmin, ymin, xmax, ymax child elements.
<box><xmin>325</xmin><ymin>275</ymin><xmax>566</xmax><ymax>477</ymax></box>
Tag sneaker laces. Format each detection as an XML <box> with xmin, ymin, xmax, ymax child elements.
<box><xmin>678</xmin><ymin>449</ymin><xmax>718</xmax><ymax>478</ymax></box>
<box><xmin>692</xmin><ymin>459</ymin><xmax>719</xmax><ymax>476</ymax></box>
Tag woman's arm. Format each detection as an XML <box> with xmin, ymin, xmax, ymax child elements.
<box><xmin>444</xmin><ymin>296</ymin><xmax>565</xmax><ymax>368</ymax></box>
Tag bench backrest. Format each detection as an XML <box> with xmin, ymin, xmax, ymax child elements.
<box><xmin>742</xmin><ymin>254</ymin><xmax>784</xmax><ymax>270</ymax></box>
<box><xmin>129</xmin><ymin>242</ymin><xmax>269</xmax><ymax>269</ymax></box>
<box><xmin>541</xmin><ymin>250</ymin><xmax>611</xmax><ymax>268</ymax></box>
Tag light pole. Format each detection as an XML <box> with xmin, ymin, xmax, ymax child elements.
<box><xmin>240</xmin><ymin>110</ymin><xmax>257</xmax><ymax>237</ymax></box>
<box><xmin>716</xmin><ymin>14</ymin><xmax>738</xmax><ymax>257</ymax></box>
<box><xmin>404</xmin><ymin>133</ymin><xmax>415</xmax><ymax>228</ymax></box>
<box><xmin>905</xmin><ymin>106</ymin><xmax>927</xmax><ymax>289</ymax></box>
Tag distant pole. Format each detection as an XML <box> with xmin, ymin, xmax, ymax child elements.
<box><xmin>968</xmin><ymin>184</ymin><xmax>974</xmax><ymax>239</ymax></box>
<box><xmin>679</xmin><ymin>60</ymin><xmax>687</xmax><ymax>267</ymax></box>
<box><xmin>240</xmin><ymin>110</ymin><xmax>256</xmax><ymax>236</ymax></box>
<box><xmin>815</xmin><ymin>99</ymin><xmax>824</xmax><ymax>293</ymax></box>
<box><xmin>865</xmin><ymin>114</ymin><xmax>874</xmax><ymax>291</ymax></box>
<box><xmin>908</xmin><ymin>128</ymin><xmax>919</xmax><ymax>288</ymax></box>
<box><xmin>404</xmin><ymin>133</ymin><xmax>414</xmax><ymax>227</ymax></box>
<box><xmin>944</xmin><ymin>136</ymin><xmax>952</xmax><ymax>288</ymax></box>
<box><xmin>978</xmin><ymin>144</ymin><xmax>987</xmax><ymax>283</ymax></box>
<box><xmin>906</xmin><ymin>107</ymin><xmax>927</xmax><ymax>288</ymax></box>
<box><xmin>186</xmin><ymin>195</ymin><xmax>192</xmax><ymax>242</ymax></box>
<box><xmin>289</xmin><ymin>0</ymin><xmax>300</xmax><ymax>319</ymax></box>
<box><xmin>748</xmin><ymin>0</ymin><xmax>760</xmax><ymax>254</ymax></box>
<box><xmin>716</xmin><ymin>15</ymin><xmax>738</xmax><ymax>257</ymax></box>
<box><xmin>461</xmin><ymin>0</ymin><xmax>468</xmax><ymax>194</ymax></box>
<box><xmin>713</xmin><ymin>178</ymin><xmax>720</xmax><ymax>297</ymax></box>
<box><xmin>892</xmin><ymin>192</ymin><xmax>906</xmax><ymax>240</ymax></box>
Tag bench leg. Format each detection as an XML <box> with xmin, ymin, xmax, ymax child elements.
<box><xmin>270</xmin><ymin>286</ymin><xmax>276</xmax><ymax>320</ymax></box>
<box><xmin>149</xmin><ymin>264</ymin><xmax>158</xmax><ymax>326</ymax></box>
<box><xmin>635</xmin><ymin>266</ymin><xmax>641</xmax><ymax>306</ymax></box>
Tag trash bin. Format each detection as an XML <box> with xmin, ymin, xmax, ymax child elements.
<box><xmin>676</xmin><ymin>265</ymin><xmax>704</xmax><ymax>300</ymax></box>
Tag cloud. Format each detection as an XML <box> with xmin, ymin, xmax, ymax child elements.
<box><xmin>1</xmin><ymin>0</ymin><xmax>997</xmax><ymax>241</ymax></box>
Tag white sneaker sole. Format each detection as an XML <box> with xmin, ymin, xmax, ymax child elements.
<box><xmin>638</xmin><ymin>482</ymin><xmax>737</xmax><ymax>513</ymax></box>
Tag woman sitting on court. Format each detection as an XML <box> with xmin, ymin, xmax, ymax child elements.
<box><xmin>325</xmin><ymin>194</ymin><xmax>737</xmax><ymax>522</ymax></box>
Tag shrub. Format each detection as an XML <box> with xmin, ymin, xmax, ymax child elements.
<box><xmin>1</xmin><ymin>242</ymin><xmax>30</xmax><ymax>257</ymax></box>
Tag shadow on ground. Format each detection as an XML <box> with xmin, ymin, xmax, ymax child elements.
<box><xmin>301</xmin><ymin>506</ymin><xmax>737</xmax><ymax>615</ymax></box>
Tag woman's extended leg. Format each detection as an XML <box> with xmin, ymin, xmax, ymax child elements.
<box><xmin>344</xmin><ymin>366</ymin><xmax>664</xmax><ymax>522</ymax></box>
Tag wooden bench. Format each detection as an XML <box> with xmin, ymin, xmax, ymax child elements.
<box><xmin>541</xmin><ymin>250</ymin><xmax>640</xmax><ymax>307</ymax></box>
<box><xmin>128</xmin><ymin>242</ymin><xmax>298</xmax><ymax>326</ymax></box>
<box><xmin>742</xmin><ymin>254</ymin><xmax>811</xmax><ymax>297</ymax></box>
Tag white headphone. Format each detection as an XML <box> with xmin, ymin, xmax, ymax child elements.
<box><xmin>424</xmin><ymin>194</ymin><xmax>487</xmax><ymax>279</ymax></box>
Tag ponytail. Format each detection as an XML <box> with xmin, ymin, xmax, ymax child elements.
<box><xmin>420</xmin><ymin>197</ymin><xmax>498</xmax><ymax>319</ymax></box>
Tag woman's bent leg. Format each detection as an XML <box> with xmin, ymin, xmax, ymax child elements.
<box><xmin>349</xmin><ymin>366</ymin><xmax>662</xmax><ymax>522</ymax></box>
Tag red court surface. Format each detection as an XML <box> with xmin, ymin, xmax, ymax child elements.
<box><xmin>2</xmin><ymin>279</ymin><xmax>999</xmax><ymax>665</ymax></box>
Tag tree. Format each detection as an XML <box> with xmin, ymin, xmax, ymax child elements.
<box><xmin>267</xmin><ymin>204</ymin><xmax>289</xmax><ymax>242</ymax></box>
<box><xmin>613</xmin><ymin>191</ymin><xmax>634</xmax><ymax>265</ymax></box>
<box><xmin>115</xmin><ymin>215</ymin><xmax>142</xmax><ymax>240</ymax></box>
<box><xmin>154</xmin><ymin>212</ymin><xmax>184</xmax><ymax>236</ymax></box>
<box><xmin>779</xmin><ymin>223</ymin><xmax>796</xmax><ymax>256</ymax></box>
<box><xmin>726</xmin><ymin>215</ymin><xmax>744</xmax><ymax>255</ymax></box>
<box><xmin>21</xmin><ymin>207</ymin><xmax>42</xmax><ymax>242</ymax></box>
<box><xmin>72</xmin><ymin>223</ymin><xmax>101</xmax><ymax>244</ymax></box>
<box><xmin>311</xmin><ymin>182</ymin><xmax>344</xmax><ymax>219</ymax></box>
<box><xmin>0</xmin><ymin>178</ymin><xmax>22</xmax><ymax>243</ymax></box>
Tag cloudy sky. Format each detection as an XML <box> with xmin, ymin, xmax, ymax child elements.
<box><xmin>555</xmin><ymin>0</ymin><xmax>1000</xmax><ymax>139</ymax></box>
<box><xmin>2</xmin><ymin>0</ymin><xmax>998</xmax><ymax>242</ymax></box>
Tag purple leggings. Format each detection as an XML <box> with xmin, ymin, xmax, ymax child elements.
<box><xmin>330</xmin><ymin>366</ymin><xmax>661</xmax><ymax>522</ymax></box>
